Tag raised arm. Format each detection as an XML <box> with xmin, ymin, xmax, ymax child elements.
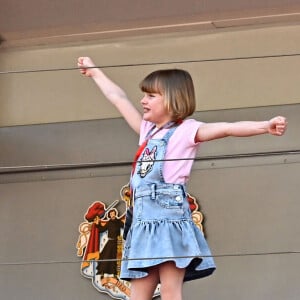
<box><xmin>196</xmin><ymin>116</ymin><xmax>287</xmax><ymax>142</ymax></box>
<box><xmin>78</xmin><ymin>57</ymin><xmax>142</xmax><ymax>133</ymax></box>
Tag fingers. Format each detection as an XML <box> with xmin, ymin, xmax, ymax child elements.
<box><xmin>276</xmin><ymin>116</ymin><xmax>287</xmax><ymax>135</ymax></box>
<box><xmin>275</xmin><ymin>124</ymin><xmax>286</xmax><ymax>135</ymax></box>
<box><xmin>77</xmin><ymin>57</ymin><xmax>86</xmax><ymax>69</ymax></box>
<box><xmin>77</xmin><ymin>57</ymin><xmax>84</xmax><ymax>65</ymax></box>
<box><xmin>77</xmin><ymin>57</ymin><xmax>87</xmax><ymax>75</ymax></box>
<box><xmin>270</xmin><ymin>116</ymin><xmax>287</xmax><ymax>136</ymax></box>
<box><xmin>77</xmin><ymin>57</ymin><xmax>95</xmax><ymax>76</ymax></box>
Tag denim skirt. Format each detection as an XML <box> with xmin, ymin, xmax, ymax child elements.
<box><xmin>120</xmin><ymin>183</ymin><xmax>216</xmax><ymax>282</ymax></box>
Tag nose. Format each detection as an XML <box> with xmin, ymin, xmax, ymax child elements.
<box><xmin>140</xmin><ymin>94</ymin><xmax>147</xmax><ymax>105</ymax></box>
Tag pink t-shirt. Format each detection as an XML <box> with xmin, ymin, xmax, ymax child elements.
<box><xmin>139</xmin><ymin>119</ymin><xmax>203</xmax><ymax>184</ymax></box>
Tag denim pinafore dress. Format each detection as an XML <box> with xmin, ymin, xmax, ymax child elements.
<box><xmin>120</xmin><ymin>126</ymin><xmax>216</xmax><ymax>282</ymax></box>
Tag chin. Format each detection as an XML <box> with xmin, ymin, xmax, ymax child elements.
<box><xmin>143</xmin><ymin>115</ymin><xmax>152</xmax><ymax>122</ymax></box>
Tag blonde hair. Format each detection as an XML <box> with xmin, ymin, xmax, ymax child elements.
<box><xmin>139</xmin><ymin>69</ymin><xmax>196</xmax><ymax>121</ymax></box>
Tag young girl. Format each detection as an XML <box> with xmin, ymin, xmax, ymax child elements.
<box><xmin>77</xmin><ymin>57</ymin><xmax>287</xmax><ymax>300</ymax></box>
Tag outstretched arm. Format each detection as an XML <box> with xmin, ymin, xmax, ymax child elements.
<box><xmin>196</xmin><ymin>116</ymin><xmax>287</xmax><ymax>142</ymax></box>
<box><xmin>78</xmin><ymin>57</ymin><xmax>142</xmax><ymax>133</ymax></box>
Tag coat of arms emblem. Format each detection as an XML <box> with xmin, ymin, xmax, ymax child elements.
<box><xmin>76</xmin><ymin>183</ymin><xmax>204</xmax><ymax>299</ymax></box>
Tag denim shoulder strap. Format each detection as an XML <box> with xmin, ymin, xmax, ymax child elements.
<box><xmin>161</xmin><ymin>125</ymin><xmax>179</xmax><ymax>142</ymax></box>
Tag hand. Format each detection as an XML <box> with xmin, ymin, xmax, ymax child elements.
<box><xmin>77</xmin><ymin>57</ymin><xmax>96</xmax><ymax>77</ymax></box>
<box><xmin>268</xmin><ymin>116</ymin><xmax>287</xmax><ymax>136</ymax></box>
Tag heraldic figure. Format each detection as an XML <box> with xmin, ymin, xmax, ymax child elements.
<box><xmin>77</xmin><ymin>200</ymin><xmax>132</xmax><ymax>299</ymax></box>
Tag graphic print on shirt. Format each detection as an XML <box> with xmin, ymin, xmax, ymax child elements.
<box><xmin>137</xmin><ymin>145</ymin><xmax>157</xmax><ymax>178</ymax></box>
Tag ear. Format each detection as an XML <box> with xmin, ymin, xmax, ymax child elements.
<box><xmin>150</xmin><ymin>146</ymin><xmax>157</xmax><ymax>155</ymax></box>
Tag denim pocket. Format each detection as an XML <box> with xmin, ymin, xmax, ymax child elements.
<box><xmin>156</xmin><ymin>193</ymin><xmax>184</xmax><ymax>209</ymax></box>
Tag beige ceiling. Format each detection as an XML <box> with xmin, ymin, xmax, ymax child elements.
<box><xmin>1</xmin><ymin>0</ymin><xmax>300</xmax><ymax>48</ymax></box>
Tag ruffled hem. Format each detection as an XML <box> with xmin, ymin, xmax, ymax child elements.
<box><xmin>120</xmin><ymin>218</ymin><xmax>216</xmax><ymax>282</ymax></box>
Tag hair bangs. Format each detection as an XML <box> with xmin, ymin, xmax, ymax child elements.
<box><xmin>139</xmin><ymin>75</ymin><xmax>163</xmax><ymax>94</ymax></box>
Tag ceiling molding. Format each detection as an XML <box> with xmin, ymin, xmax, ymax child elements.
<box><xmin>1</xmin><ymin>1</ymin><xmax>300</xmax><ymax>49</ymax></box>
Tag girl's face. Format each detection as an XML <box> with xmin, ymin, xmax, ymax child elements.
<box><xmin>140</xmin><ymin>92</ymin><xmax>172</xmax><ymax>128</ymax></box>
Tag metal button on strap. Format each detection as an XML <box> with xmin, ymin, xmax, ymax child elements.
<box><xmin>175</xmin><ymin>196</ymin><xmax>181</xmax><ymax>201</ymax></box>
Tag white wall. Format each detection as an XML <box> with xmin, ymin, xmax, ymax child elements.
<box><xmin>0</xmin><ymin>24</ymin><xmax>300</xmax><ymax>126</ymax></box>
